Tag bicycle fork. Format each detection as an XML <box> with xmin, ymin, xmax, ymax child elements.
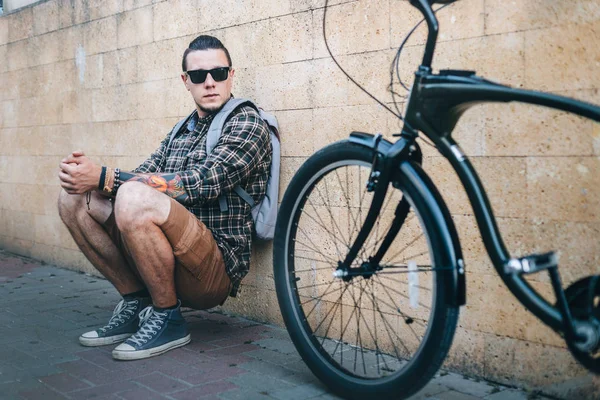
<box><xmin>335</xmin><ymin>130</ymin><xmax>420</xmax><ymax>279</ymax></box>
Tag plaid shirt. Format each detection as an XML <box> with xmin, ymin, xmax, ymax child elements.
<box><xmin>133</xmin><ymin>103</ymin><xmax>272</xmax><ymax>297</ymax></box>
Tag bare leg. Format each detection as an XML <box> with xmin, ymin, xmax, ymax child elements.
<box><xmin>113</xmin><ymin>182</ymin><xmax>176</xmax><ymax>308</ymax></box>
<box><xmin>58</xmin><ymin>190</ymin><xmax>145</xmax><ymax>295</ymax></box>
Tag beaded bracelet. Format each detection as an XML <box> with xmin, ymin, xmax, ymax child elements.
<box><xmin>112</xmin><ymin>168</ymin><xmax>121</xmax><ymax>196</ymax></box>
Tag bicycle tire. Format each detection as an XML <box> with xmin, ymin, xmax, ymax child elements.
<box><xmin>274</xmin><ymin>140</ymin><xmax>459</xmax><ymax>399</ymax></box>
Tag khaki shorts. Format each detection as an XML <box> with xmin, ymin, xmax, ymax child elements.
<box><xmin>103</xmin><ymin>197</ymin><xmax>231</xmax><ymax>310</ymax></box>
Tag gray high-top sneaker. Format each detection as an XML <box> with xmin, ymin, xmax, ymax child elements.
<box><xmin>79</xmin><ymin>297</ymin><xmax>151</xmax><ymax>347</ymax></box>
<box><xmin>112</xmin><ymin>301</ymin><xmax>190</xmax><ymax>361</ymax></box>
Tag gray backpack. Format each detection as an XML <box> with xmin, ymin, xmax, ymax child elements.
<box><xmin>167</xmin><ymin>98</ymin><xmax>280</xmax><ymax>240</ymax></box>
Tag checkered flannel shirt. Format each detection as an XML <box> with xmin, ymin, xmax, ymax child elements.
<box><xmin>133</xmin><ymin>104</ymin><xmax>272</xmax><ymax>297</ymax></box>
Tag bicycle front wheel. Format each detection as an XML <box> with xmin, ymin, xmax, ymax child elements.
<box><xmin>274</xmin><ymin>140</ymin><xmax>459</xmax><ymax>399</ymax></box>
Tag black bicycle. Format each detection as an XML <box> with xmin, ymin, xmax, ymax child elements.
<box><xmin>273</xmin><ymin>0</ymin><xmax>600</xmax><ymax>398</ymax></box>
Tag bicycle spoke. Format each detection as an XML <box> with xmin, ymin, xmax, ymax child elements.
<box><xmin>386</xmin><ymin>232</ymin><xmax>425</xmax><ymax>262</ymax></box>
<box><xmin>374</xmin><ymin>274</ymin><xmax>426</xmax><ymax>341</ymax></box>
<box><xmin>298</xmin><ymin>283</ymin><xmax>346</xmax><ymax>306</ymax></box>
<box><xmin>363</xmin><ymin>280</ymin><xmax>408</xmax><ymax>364</ymax></box>
<box><xmin>298</xmin><ymin>205</ymin><xmax>350</xmax><ymax>253</ymax></box>
<box><xmin>294</xmin><ymin>229</ymin><xmax>339</xmax><ymax>265</ymax></box>
<box><xmin>313</xmin><ymin>182</ymin><xmax>346</xmax><ymax>259</ymax></box>
<box><xmin>293</xmin><ymin>262</ymin><xmax>337</xmax><ymax>273</ymax></box>
<box><xmin>378</xmin><ymin>274</ymin><xmax>432</xmax><ymax>292</ymax></box>
<box><xmin>375</xmin><ymin>277</ymin><xmax>432</xmax><ymax>310</ymax></box>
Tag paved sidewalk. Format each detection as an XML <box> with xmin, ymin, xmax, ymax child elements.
<box><xmin>0</xmin><ymin>250</ymin><xmax>552</xmax><ymax>400</ymax></box>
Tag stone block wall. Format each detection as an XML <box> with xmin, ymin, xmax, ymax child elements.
<box><xmin>1</xmin><ymin>0</ymin><xmax>599</xmax><ymax>395</ymax></box>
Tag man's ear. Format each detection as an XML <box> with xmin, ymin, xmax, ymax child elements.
<box><xmin>181</xmin><ymin>73</ymin><xmax>190</xmax><ymax>91</ymax></box>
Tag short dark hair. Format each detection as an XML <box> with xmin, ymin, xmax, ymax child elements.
<box><xmin>182</xmin><ymin>35</ymin><xmax>232</xmax><ymax>71</ymax></box>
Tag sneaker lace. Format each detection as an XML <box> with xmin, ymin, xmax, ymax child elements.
<box><xmin>98</xmin><ymin>299</ymin><xmax>138</xmax><ymax>333</ymax></box>
<box><xmin>127</xmin><ymin>306</ymin><xmax>167</xmax><ymax>346</ymax></box>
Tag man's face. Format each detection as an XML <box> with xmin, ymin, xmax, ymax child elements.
<box><xmin>182</xmin><ymin>49</ymin><xmax>234</xmax><ymax>117</ymax></box>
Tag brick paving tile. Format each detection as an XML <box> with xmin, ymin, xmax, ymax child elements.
<box><xmin>429</xmin><ymin>390</ymin><xmax>481</xmax><ymax>400</ymax></box>
<box><xmin>0</xmin><ymin>364</ymin><xmax>62</xmax><ymax>385</ymax></box>
<box><xmin>117</xmin><ymin>386</ymin><xmax>171</xmax><ymax>400</ymax></box>
<box><xmin>309</xmin><ymin>393</ymin><xmax>345</xmax><ymax>400</ymax></box>
<box><xmin>108</xmin><ymin>354</ymin><xmax>189</xmax><ymax>374</ymax></box>
<box><xmin>133</xmin><ymin>371</ymin><xmax>193</xmax><ymax>394</ymax></box>
<box><xmin>0</xmin><ymin>348</ymin><xmax>39</xmax><ymax>370</ymax></box>
<box><xmin>182</xmin><ymin>341</ymin><xmax>221</xmax><ymax>354</ymax></box>
<box><xmin>244</xmin><ymin>348</ymin><xmax>302</xmax><ymax>366</ymax></box>
<box><xmin>10</xmin><ymin>339</ymin><xmax>57</xmax><ymax>355</ymax></box>
<box><xmin>163</xmin><ymin>347</ymin><xmax>215</xmax><ymax>365</ymax></box>
<box><xmin>253</xmin><ymin>338</ymin><xmax>299</xmax><ymax>355</ymax></box>
<box><xmin>18</xmin><ymin>386</ymin><xmax>69</xmax><ymax>400</ymax></box>
<box><xmin>436</xmin><ymin>373</ymin><xmax>496</xmax><ymax>398</ymax></box>
<box><xmin>181</xmin><ymin>364</ymin><xmax>247</xmax><ymax>385</ymax></box>
<box><xmin>483</xmin><ymin>389</ymin><xmax>530</xmax><ymax>400</ymax></box>
<box><xmin>153</xmin><ymin>364</ymin><xmax>207</xmax><ymax>381</ymax></box>
<box><xmin>204</xmin><ymin>343</ymin><xmax>260</xmax><ymax>357</ymax></box>
<box><xmin>76</xmin><ymin>347</ymin><xmax>118</xmax><ymax>366</ymax></box>
<box><xmin>271</xmin><ymin>383</ymin><xmax>328</xmax><ymax>400</ymax></box>
<box><xmin>410</xmin><ymin>382</ymin><xmax>452</xmax><ymax>400</ymax></box>
<box><xmin>169</xmin><ymin>380</ymin><xmax>238</xmax><ymax>399</ymax></box>
<box><xmin>238</xmin><ymin>360</ymin><xmax>297</xmax><ymax>380</ymax></box>
<box><xmin>66</xmin><ymin>380</ymin><xmax>140</xmax><ymax>400</ymax></box>
<box><xmin>208</xmin><ymin>332</ymin><xmax>271</xmax><ymax>348</ymax></box>
<box><xmin>227</xmin><ymin>371</ymin><xmax>296</xmax><ymax>393</ymax></box>
<box><xmin>40</xmin><ymin>372</ymin><xmax>92</xmax><ymax>392</ymax></box>
<box><xmin>196</xmin><ymin>353</ymin><xmax>254</xmax><ymax>367</ymax></box>
<box><xmin>279</xmin><ymin>372</ymin><xmax>321</xmax><ymax>387</ymax></box>
<box><xmin>30</xmin><ymin>347</ymin><xmax>82</xmax><ymax>366</ymax></box>
<box><xmin>279</xmin><ymin>359</ymin><xmax>312</xmax><ymax>375</ymax></box>
<box><xmin>56</xmin><ymin>358</ymin><xmax>109</xmax><ymax>376</ymax></box>
<box><xmin>219</xmin><ymin>389</ymin><xmax>279</xmax><ymax>400</ymax></box>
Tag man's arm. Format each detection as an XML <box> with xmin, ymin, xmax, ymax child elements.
<box><xmin>58</xmin><ymin>156</ymin><xmax>192</xmax><ymax>204</ymax></box>
<box><xmin>59</xmin><ymin>107</ymin><xmax>269</xmax><ymax>205</ymax></box>
<box><xmin>117</xmin><ymin>171</ymin><xmax>188</xmax><ymax>203</ymax></box>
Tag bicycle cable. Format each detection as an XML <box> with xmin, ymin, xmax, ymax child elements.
<box><xmin>323</xmin><ymin>0</ymin><xmax>402</xmax><ymax>119</ymax></box>
<box><xmin>323</xmin><ymin>0</ymin><xmax>456</xmax><ymax>126</ymax></box>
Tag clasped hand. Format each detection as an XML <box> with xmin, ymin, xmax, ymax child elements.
<box><xmin>58</xmin><ymin>150</ymin><xmax>102</xmax><ymax>195</ymax></box>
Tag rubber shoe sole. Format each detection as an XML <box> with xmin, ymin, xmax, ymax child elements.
<box><xmin>79</xmin><ymin>333</ymin><xmax>133</xmax><ymax>347</ymax></box>
<box><xmin>112</xmin><ymin>334</ymin><xmax>191</xmax><ymax>361</ymax></box>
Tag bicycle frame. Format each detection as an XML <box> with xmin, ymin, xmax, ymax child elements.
<box><xmin>343</xmin><ymin>0</ymin><xmax>600</xmax><ymax>340</ymax></box>
<box><xmin>404</xmin><ymin>0</ymin><xmax>600</xmax><ymax>337</ymax></box>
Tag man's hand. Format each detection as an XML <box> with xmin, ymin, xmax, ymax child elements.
<box><xmin>59</xmin><ymin>151</ymin><xmax>103</xmax><ymax>195</ymax></box>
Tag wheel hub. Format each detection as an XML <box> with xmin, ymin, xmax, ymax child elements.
<box><xmin>333</xmin><ymin>261</ymin><xmax>381</xmax><ymax>281</ymax></box>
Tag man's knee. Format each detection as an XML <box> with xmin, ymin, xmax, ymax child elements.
<box><xmin>58</xmin><ymin>189</ymin><xmax>112</xmax><ymax>226</ymax></box>
<box><xmin>57</xmin><ymin>189</ymin><xmax>83</xmax><ymax>223</ymax></box>
<box><xmin>114</xmin><ymin>182</ymin><xmax>158</xmax><ymax>231</ymax></box>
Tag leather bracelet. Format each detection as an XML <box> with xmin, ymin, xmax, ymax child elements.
<box><xmin>98</xmin><ymin>166</ymin><xmax>106</xmax><ymax>191</ymax></box>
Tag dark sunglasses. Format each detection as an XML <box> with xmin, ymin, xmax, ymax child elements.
<box><xmin>185</xmin><ymin>67</ymin><xmax>231</xmax><ymax>84</ymax></box>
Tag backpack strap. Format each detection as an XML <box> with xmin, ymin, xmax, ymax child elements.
<box><xmin>233</xmin><ymin>186</ymin><xmax>256</xmax><ymax>207</ymax></box>
<box><xmin>206</xmin><ymin>98</ymin><xmax>257</xmax><ymax>154</ymax></box>
<box><xmin>206</xmin><ymin>98</ymin><xmax>261</xmax><ymax>212</ymax></box>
